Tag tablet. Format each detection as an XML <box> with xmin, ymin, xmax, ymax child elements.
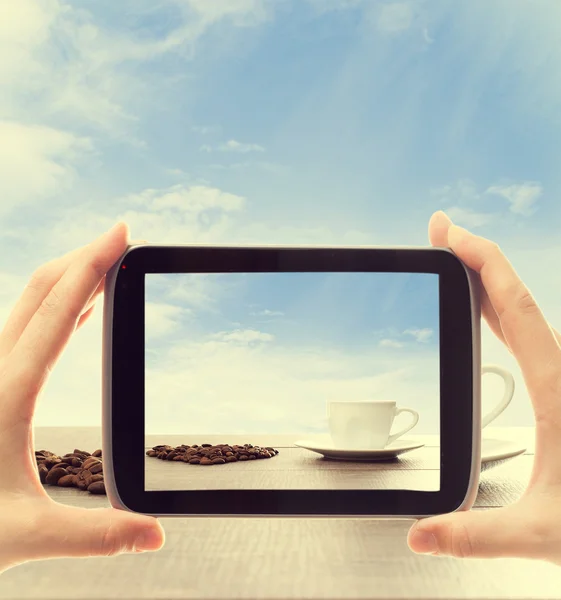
<box><xmin>102</xmin><ymin>245</ymin><xmax>481</xmax><ymax>517</ymax></box>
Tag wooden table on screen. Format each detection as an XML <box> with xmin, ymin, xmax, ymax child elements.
<box><xmin>2</xmin><ymin>426</ymin><xmax>560</xmax><ymax>600</ymax></box>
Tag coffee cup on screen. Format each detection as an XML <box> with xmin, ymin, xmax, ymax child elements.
<box><xmin>328</xmin><ymin>400</ymin><xmax>419</xmax><ymax>450</ymax></box>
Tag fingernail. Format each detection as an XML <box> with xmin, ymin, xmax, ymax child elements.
<box><xmin>411</xmin><ymin>529</ymin><xmax>439</xmax><ymax>554</ymax></box>
<box><xmin>104</xmin><ymin>223</ymin><xmax>121</xmax><ymax>236</ymax></box>
<box><xmin>134</xmin><ymin>528</ymin><xmax>163</xmax><ymax>553</ymax></box>
<box><xmin>448</xmin><ymin>224</ymin><xmax>471</xmax><ymax>245</ymax></box>
<box><xmin>437</xmin><ymin>210</ymin><xmax>453</xmax><ymax>225</ymax></box>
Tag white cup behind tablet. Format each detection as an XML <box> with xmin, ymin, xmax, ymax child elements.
<box><xmin>481</xmin><ymin>364</ymin><xmax>515</xmax><ymax>428</ymax></box>
<box><xmin>328</xmin><ymin>401</ymin><xmax>419</xmax><ymax>450</ymax></box>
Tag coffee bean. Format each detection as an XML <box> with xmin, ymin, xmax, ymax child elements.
<box><xmin>38</xmin><ymin>464</ymin><xmax>48</xmax><ymax>483</ymax></box>
<box><xmin>57</xmin><ymin>474</ymin><xmax>76</xmax><ymax>487</ymax></box>
<box><xmin>91</xmin><ymin>474</ymin><xmax>104</xmax><ymax>483</ymax></box>
<box><xmin>90</xmin><ymin>462</ymin><xmax>103</xmax><ymax>475</ymax></box>
<box><xmin>88</xmin><ymin>481</ymin><xmax>105</xmax><ymax>495</ymax></box>
<box><xmin>146</xmin><ymin>442</ymin><xmax>279</xmax><ymax>467</ymax></box>
<box><xmin>46</xmin><ymin>467</ymin><xmax>68</xmax><ymax>485</ymax></box>
<box><xmin>92</xmin><ymin>449</ymin><xmax>102</xmax><ymax>458</ymax></box>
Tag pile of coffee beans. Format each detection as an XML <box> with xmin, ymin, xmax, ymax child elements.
<box><xmin>35</xmin><ymin>448</ymin><xmax>106</xmax><ymax>495</ymax></box>
<box><xmin>146</xmin><ymin>443</ymin><xmax>279</xmax><ymax>465</ymax></box>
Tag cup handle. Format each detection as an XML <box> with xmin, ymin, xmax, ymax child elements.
<box><xmin>387</xmin><ymin>408</ymin><xmax>420</xmax><ymax>445</ymax></box>
<box><xmin>481</xmin><ymin>364</ymin><xmax>515</xmax><ymax>429</ymax></box>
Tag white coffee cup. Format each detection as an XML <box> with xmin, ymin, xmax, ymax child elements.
<box><xmin>481</xmin><ymin>364</ymin><xmax>515</xmax><ymax>428</ymax></box>
<box><xmin>327</xmin><ymin>364</ymin><xmax>515</xmax><ymax>450</ymax></box>
<box><xmin>328</xmin><ymin>400</ymin><xmax>419</xmax><ymax>450</ymax></box>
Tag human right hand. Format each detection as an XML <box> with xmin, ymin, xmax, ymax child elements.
<box><xmin>408</xmin><ymin>211</ymin><xmax>561</xmax><ymax>566</ymax></box>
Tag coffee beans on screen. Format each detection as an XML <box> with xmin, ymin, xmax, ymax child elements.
<box><xmin>146</xmin><ymin>443</ymin><xmax>279</xmax><ymax>465</ymax></box>
<box><xmin>35</xmin><ymin>448</ymin><xmax>106</xmax><ymax>495</ymax></box>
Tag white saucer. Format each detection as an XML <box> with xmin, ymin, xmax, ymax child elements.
<box><xmin>293</xmin><ymin>436</ymin><xmax>527</xmax><ymax>466</ymax></box>
<box><xmin>481</xmin><ymin>438</ymin><xmax>526</xmax><ymax>470</ymax></box>
<box><xmin>294</xmin><ymin>436</ymin><xmax>425</xmax><ymax>461</ymax></box>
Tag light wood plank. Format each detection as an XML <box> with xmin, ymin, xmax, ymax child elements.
<box><xmin>12</xmin><ymin>427</ymin><xmax>545</xmax><ymax>600</ymax></box>
<box><xmin>32</xmin><ymin>426</ymin><xmax>537</xmax><ymax>456</ymax></box>
<box><xmin>2</xmin><ymin>514</ymin><xmax>560</xmax><ymax>600</ymax></box>
<box><xmin>42</xmin><ymin>455</ymin><xmax>532</xmax><ymax>508</ymax></box>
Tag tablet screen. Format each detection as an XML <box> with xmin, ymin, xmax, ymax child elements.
<box><xmin>144</xmin><ymin>271</ymin><xmax>440</xmax><ymax>492</ymax></box>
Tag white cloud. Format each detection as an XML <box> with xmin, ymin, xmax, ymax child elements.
<box><xmin>145</xmin><ymin>338</ymin><xmax>440</xmax><ymax>435</ymax></box>
<box><xmin>379</xmin><ymin>339</ymin><xmax>403</xmax><ymax>349</ymax></box>
<box><xmin>423</xmin><ymin>27</ymin><xmax>434</xmax><ymax>44</ymax></box>
<box><xmin>212</xmin><ymin>329</ymin><xmax>275</xmax><ymax>344</ymax></box>
<box><xmin>129</xmin><ymin>184</ymin><xmax>246</xmax><ymax>212</ymax></box>
<box><xmin>445</xmin><ymin>206</ymin><xmax>494</xmax><ymax>228</ymax></box>
<box><xmin>433</xmin><ymin>179</ymin><xmax>544</xmax><ymax>222</ymax></box>
<box><xmin>485</xmin><ymin>182</ymin><xmax>542</xmax><ymax>216</ymax></box>
<box><xmin>0</xmin><ymin>0</ymin><xmax>274</xmax><ymax>138</ymax></box>
<box><xmin>305</xmin><ymin>0</ymin><xmax>363</xmax><ymax>13</ymax></box>
<box><xmin>145</xmin><ymin>302</ymin><xmax>188</xmax><ymax>338</ymax></box>
<box><xmin>404</xmin><ymin>328</ymin><xmax>433</xmax><ymax>343</ymax></box>
<box><xmin>179</xmin><ymin>0</ymin><xmax>272</xmax><ymax>24</ymax></box>
<box><xmin>0</xmin><ymin>121</ymin><xmax>91</xmax><ymax>213</ymax></box>
<box><xmin>376</xmin><ymin>2</ymin><xmax>415</xmax><ymax>32</ymax></box>
<box><xmin>215</xmin><ymin>140</ymin><xmax>265</xmax><ymax>153</ymax></box>
<box><xmin>157</xmin><ymin>275</ymin><xmax>222</xmax><ymax>311</ymax></box>
<box><xmin>0</xmin><ymin>0</ymin><xmax>61</xmax><ymax>110</ymax></box>
<box><xmin>199</xmin><ymin>140</ymin><xmax>265</xmax><ymax>154</ymax></box>
<box><xmin>37</xmin><ymin>183</ymin><xmax>247</xmax><ymax>255</ymax></box>
<box><xmin>431</xmin><ymin>179</ymin><xmax>480</xmax><ymax>204</ymax></box>
<box><xmin>253</xmin><ymin>309</ymin><xmax>284</xmax><ymax>317</ymax></box>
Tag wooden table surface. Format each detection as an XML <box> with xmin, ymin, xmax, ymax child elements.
<box><xmin>2</xmin><ymin>426</ymin><xmax>561</xmax><ymax>600</ymax></box>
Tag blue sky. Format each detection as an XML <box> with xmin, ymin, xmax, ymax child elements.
<box><xmin>145</xmin><ymin>273</ymin><xmax>440</xmax><ymax>434</ymax></box>
<box><xmin>1</xmin><ymin>0</ymin><xmax>560</xmax><ymax>429</ymax></box>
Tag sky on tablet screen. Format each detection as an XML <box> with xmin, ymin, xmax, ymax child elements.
<box><xmin>0</xmin><ymin>0</ymin><xmax>559</xmax><ymax>428</ymax></box>
<box><xmin>145</xmin><ymin>273</ymin><xmax>440</xmax><ymax>433</ymax></box>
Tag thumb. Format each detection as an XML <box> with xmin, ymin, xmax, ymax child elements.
<box><xmin>407</xmin><ymin>505</ymin><xmax>534</xmax><ymax>560</ymax></box>
<box><xmin>28</xmin><ymin>503</ymin><xmax>165</xmax><ymax>561</ymax></box>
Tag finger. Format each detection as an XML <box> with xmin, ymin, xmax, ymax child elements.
<box><xmin>408</xmin><ymin>505</ymin><xmax>541</xmax><ymax>560</ymax></box>
<box><xmin>7</xmin><ymin>223</ymin><xmax>129</xmax><ymax>404</ymax></box>
<box><xmin>446</xmin><ymin>225</ymin><xmax>561</xmax><ymax>408</ymax></box>
<box><xmin>429</xmin><ymin>211</ymin><xmax>508</xmax><ymax>346</ymax></box>
<box><xmin>81</xmin><ymin>276</ymin><xmax>106</xmax><ymax>317</ymax></box>
<box><xmin>77</xmin><ymin>304</ymin><xmax>96</xmax><ymax>329</ymax></box>
<box><xmin>0</xmin><ymin>247</ymin><xmax>86</xmax><ymax>359</ymax></box>
<box><xmin>0</xmin><ymin>239</ymin><xmax>144</xmax><ymax>360</ymax></box>
<box><xmin>23</xmin><ymin>502</ymin><xmax>165</xmax><ymax>561</ymax></box>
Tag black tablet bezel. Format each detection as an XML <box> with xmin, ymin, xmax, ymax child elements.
<box><xmin>106</xmin><ymin>246</ymin><xmax>476</xmax><ymax>516</ymax></box>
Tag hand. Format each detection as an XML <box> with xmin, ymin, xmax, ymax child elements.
<box><xmin>0</xmin><ymin>223</ymin><xmax>164</xmax><ymax>574</ymax></box>
<box><xmin>407</xmin><ymin>211</ymin><xmax>561</xmax><ymax>565</ymax></box>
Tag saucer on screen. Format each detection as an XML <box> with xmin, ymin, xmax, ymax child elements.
<box><xmin>294</xmin><ymin>435</ymin><xmax>425</xmax><ymax>461</ymax></box>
